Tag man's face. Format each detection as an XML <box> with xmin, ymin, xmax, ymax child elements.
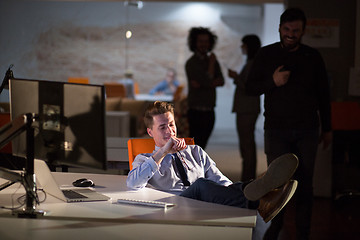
<box><xmin>196</xmin><ymin>34</ymin><xmax>210</xmax><ymax>55</ymax></box>
<box><xmin>241</xmin><ymin>43</ymin><xmax>247</xmax><ymax>55</ymax></box>
<box><xmin>165</xmin><ymin>71</ymin><xmax>175</xmax><ymax>83</ymax></box>
<box><xmin>147</xmin><ymin>112</ymin><xmax>177</xmax><ymax>147</ymax></box>
<box><xmin>279</xmin><ymin>20</ymin><xmax>305</xmax><ymax>51</ymax></box>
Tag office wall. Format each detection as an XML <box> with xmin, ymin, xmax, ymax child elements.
<box><xmin>0</xmin><ymin>1</ymin><xmax>287</xmax><ymax>131</ymax></box>
<box><xmin>288</xmin><ymin>0</ymin><xmax>359</xmax><ymax>101</ymax></box>
<box><xmin>0</xmin><ymin>1</ymin><xmax>262</xmax><ymax>97</ymax></box>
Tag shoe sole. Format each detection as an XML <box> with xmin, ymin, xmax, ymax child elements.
<box><xmin>244</xmin><ymin>153</ymin><xmax>298</xmax><ymax>201</ymax></box>
<box><xmin>263</xmin><ymin>180</ymin><xmax>298</xmax><ymax>223</ymax></box>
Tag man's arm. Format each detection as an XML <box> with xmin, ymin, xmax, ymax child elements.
<box><xmin>314</xmin><ymin>51</ymin><xmax>332</xmax><ymax>149</ymax></box>
<box><xmin>126</xmin><ymin>137</ymin><xmax>187</xmax><ymax>190</ymax></box>
<box><xmin>185</xmin><ymin>55</ymin><xmax>223</xmax><ymax>89</ymax></box>
<box><xmin>126</xmin><ymin>154</ymin><xmax>159</xmax><ymax>190</ymax></box>
<box><xmin>246</xmin><ymin>49</ymin><xmax>278</xmax><ymax>96</ymax></box>
<box><xmin>212</xmin><ymin>57</ymin><xmax>225</xmax><ymax>87</ymax></box>
<box><xmin>149</xmin><ymin>81</ymin><xmax>164</xmax><ymax>95</ymax></box>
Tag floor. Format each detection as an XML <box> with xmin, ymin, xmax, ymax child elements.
<box><xmin>205</xmin><ymin>128</ymin><xmax>360</xmax><ymax>240</ymax></box>
<box><xmin>285</xmin><ymin>195</ymin><xmax>360</xmax><ymax>240</ymax></box>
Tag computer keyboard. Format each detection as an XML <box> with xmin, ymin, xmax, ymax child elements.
<box><xmin>116</xmin><ymin>198</ymin><xmax>175</xmax><ymax>208</ymax></box>
<box><xmin>62</xmin><ymin>189</ymin><xmax>88</xmax><ymax>199</ymax></box>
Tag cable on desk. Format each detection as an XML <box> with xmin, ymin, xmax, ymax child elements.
<box><xmin>0</xmin><ymin>180</ymin><xmax>47</xmax><ymax>211</ymax></box>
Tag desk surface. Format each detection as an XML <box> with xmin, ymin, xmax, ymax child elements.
<box><xmin>135</xmin><ymin>93</ymin><xmax>173</xmax><ymax>102</ymax></box>
<box><xmin>0</xmin><ymin>172</ymin><xmax>256</xmax><ymax>240</ymax></box>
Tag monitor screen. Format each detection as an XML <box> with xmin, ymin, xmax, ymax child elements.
<box><xmin>9</xmin><ymin>78</ymin><xmax>107</xmax><ymax>170</ymax></box>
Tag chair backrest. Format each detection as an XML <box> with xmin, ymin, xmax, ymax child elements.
<box><xmin>173</xmin><ymin>85</ymin><xmax>184</xmax><ymax>101</ymax></box>
<box><xmin>127</xmin><ymin>137</ymin><xmax>194</xmax><ymax>170</ymax></box>
<box><xmin>68</xmin><ymin>77</ymin><xmax>89</xmax><ymax>84</ymax></box>
<box><xmin>104</xmin><ymin>82</ymin><xmax>126</xmax><ymax>98</ymax></box>
<box><xmin>0</xmin><ymin>113</ymin><xmax>12</xmax><ymax>153</ymax></box>
<box><xmin>133</xmin><ymin>82</ymin><xmax>140</xmax><ymax>94</ymax></box>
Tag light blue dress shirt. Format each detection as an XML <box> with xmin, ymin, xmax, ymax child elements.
<box><xmin>126</xmin><ymin>144</ymin><xmax>232</xmax><ymax>194</ymax></box>
<box><xmin>148</xmin><ymin>79</ymin><xmax>180</xmax><ymax>95</ymax></box>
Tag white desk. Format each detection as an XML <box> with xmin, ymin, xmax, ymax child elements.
<box><xmin>0</xmin><ymin>172</ymin><xmax>256</xmax><ymax>240</ymax></box>
<box><xmin>135</xmin><ymin>93</ymin><xmax>173</xmax><ymax>102</ymax></box>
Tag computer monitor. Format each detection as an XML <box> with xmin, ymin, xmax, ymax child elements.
<box><xmin>9</xmin><ymin>78</ymin><xmax>107</xmax><ymax>170</ymax></box>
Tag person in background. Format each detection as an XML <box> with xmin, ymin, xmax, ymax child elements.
<box><xmin>246</xmin><ymin>8</ymin><xmax>332</xmax><ymax>240</ymax></box>
<box><xmin>127</xmin><ymin>101</ymin><xmax>299</xmax><ymax>224</ymax></box>
<box><xmin>185</xmin><ymin>27</ymin><xmax>224</xmax><ymax>150</ymax></box>
<box><xmin>149</xmin><ymin>68</ymin><xmax>180</xmax><ymax>95</ymax></box>
<box><xmin>228</xmin><ymin>34</ymin><xmax>261</xmax><ymax>182</ymax></box>
<box><xmin>117</xmin><ymin>70</ymin><xmax>135</xmax><ymax>99</ymax></box>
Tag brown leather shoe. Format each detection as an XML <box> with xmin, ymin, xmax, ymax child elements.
<box><xmin>258</xmin><ymin>180</ymin><xmax>298</xmax><ymax>223</ymax></box>
<box><xmin>243</xmin><ymin>153</ymin><xmax>298</xmax><ymax>201</ymax></box>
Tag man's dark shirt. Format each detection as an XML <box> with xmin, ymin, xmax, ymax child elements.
<box><xmin>246</xmin><ymin>42</ymin><xmax>331</xmax><ymax>132</ymax></box>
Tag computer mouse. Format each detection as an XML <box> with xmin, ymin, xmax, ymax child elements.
<box><xmin>72</xmin><ymin>178</ymin><xmax>95</xmax><ymax>187</ymax></box>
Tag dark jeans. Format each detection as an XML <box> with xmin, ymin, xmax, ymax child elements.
<box><xmin>187</xmin><ymin>109</ymin><xmax>215</xmax><ymax>150</ymax></box>
<box><xmin>180</xmin><ymin>178</ymin><xmax>259</xmax><ymax>209</ymax></box>
<box><xmin>236</xmin><ymin>113</ymin><xmax>259</xmax><ymax>181</ymax></box>
<box><xmin>264</xmin><ymin>128</ymin><xmax>319</xmax><ymax>240</ymax></box>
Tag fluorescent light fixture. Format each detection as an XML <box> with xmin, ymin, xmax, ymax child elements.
<box><xmin>172</xmin><ymin>3</ymin><xmax>220</xmax><ymax>24</ymax></box>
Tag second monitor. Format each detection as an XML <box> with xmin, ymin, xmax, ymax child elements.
<box><xmin>9</xmin><ymin>78</ymin><xmax>107</xmax><ymax>171</ymax></box>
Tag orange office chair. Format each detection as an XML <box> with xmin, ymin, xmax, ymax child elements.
<box><xmin>68</xmin><ymin>77</ymin><xmax>89</xmax><ymax>84</ymax></box>
<box><xmin>133</xmin><ymin>82</ymin><xmax>140</xmax><ymax>94</ymax></box>
<box><xmin>173</xmin><ymin>85</ymin><xmax>184</xmax><ymax>101</ymax></box>
<box><xmin>127</xmin><ymin>137</ymin><xmax>194</xmax><ymax>170</ymax></box>
<box><xmin>0</xmin><ymin>113</ymin><xmax>12</xmax><ymax>153</ymax></box>
<box><xmin>104</xmin><ymin>82</ymin><xmax>126</xmax><ymax>98</ymax></box>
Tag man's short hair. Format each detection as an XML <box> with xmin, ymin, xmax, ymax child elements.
<box><xmin>144</xmin><ymin>101</ymin><xmax>174</xmax><ymax>128</ymax></box>
<box><xmin>280</xmin><ymin>8</ymin><xmax>307</xmax><ymax>30</ymax></box>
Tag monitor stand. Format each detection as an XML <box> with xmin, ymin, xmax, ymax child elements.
<box><xmin>0</xmin><ymin>113</ymin><xmax>46</xmax><ymax>218</ymax></box>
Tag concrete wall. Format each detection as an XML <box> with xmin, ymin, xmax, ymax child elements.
<box><xmin>0</xmin><ymin>1</ymin><xmax>286</xmax><ymax>133</ymax></box>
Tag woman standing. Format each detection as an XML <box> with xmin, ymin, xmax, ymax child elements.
<box><xmin>228</xmin><ymin>35</ymin><xmax>261</xmax><ymax>181</ymax></box>
<box><xmin>185</xmin><ymin>27</ymin><xmax>224</xmax><ymax>150</ymax></box>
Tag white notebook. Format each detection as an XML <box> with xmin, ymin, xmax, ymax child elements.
<box><xmin>34</xmin><ymin>159</ymin><xmax>110</xmax><ymax>203</ymax></box>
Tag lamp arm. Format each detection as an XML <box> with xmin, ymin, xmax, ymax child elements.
<box><xmin>0</xmin><ymin>113</ymin><xmax>42</xmax><ymax>217</ymax></box>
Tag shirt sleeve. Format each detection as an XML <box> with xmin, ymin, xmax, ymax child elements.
<box><xmin>149</xmin><ymin>80</ymin><xmax>166</xmax><ymax>95</ymax></box>
<box><xmin>314</xmin><ymin>51</ymin><xmax>332</xmax><ymax>132</ymax></box>
<box><xmin>185</xmin><ymin>58</ymin><xmax>224</xmax><ymax>88</ymax></box>
<box><xmin>126</xmin><ymin>154</ymin><xmax>159</xmax><ymax>190</ymax></box>
<box><xmin>246</xmin><ymin>48</ymin><xmax>277</xmax><ymax>96</ymax></box>
<box><xmin>174</xmin><ymin>80</ymin><xmax>180</xmax><ymax>87</ymax></box>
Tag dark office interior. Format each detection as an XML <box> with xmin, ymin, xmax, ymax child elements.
<box><xmin>0</xmin><ymin>0</ymin><xmax>359</xmax><ymax>239</ymax></box>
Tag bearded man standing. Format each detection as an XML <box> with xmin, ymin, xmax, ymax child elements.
<box><xmin>246</xmin><ymin>8</ymin><xmax>332</xmax><ymax>240</ymax></box>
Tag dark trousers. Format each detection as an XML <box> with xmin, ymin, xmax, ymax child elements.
<box><xmin>236</xmin><ymin>113</ymin><xmax>259</xmax><ymax>181</ymax></box>
<box><xmin>180</xmin><ymin>178</ymin><xmax>259</xmax><ymax>209</ymax></box>
<box><xmin>187</xmin><ymin>109</ymin><xmax>215</xmax><ymax>150</ymax></box>
<box><xmin>264</xmin><ymin>128</ymin><xmax>319</xmax><ymax>240</ymax></box>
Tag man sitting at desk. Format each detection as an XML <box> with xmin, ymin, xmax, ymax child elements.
<box><xmin>149</xmin><ymin>68</ymin><xmax>180</xmax><ymax>96</ymax></box>
<box><xmin>127</xmin><ymin>101</ymin><xmax>298</xmax><ymax>223</ymax></box>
